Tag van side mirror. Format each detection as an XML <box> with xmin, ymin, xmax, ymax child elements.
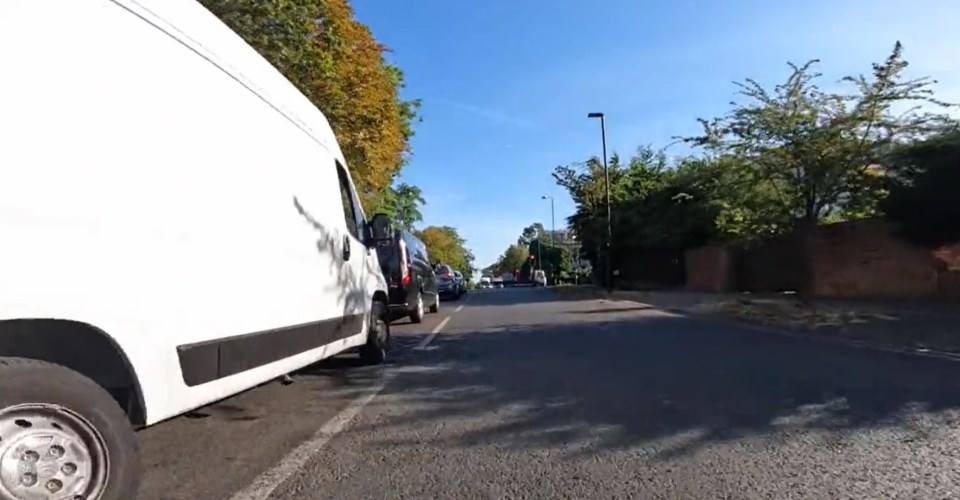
<box><xmin>368</xmin><ymin>213</ymin><xmax>393</xmax><ymax>243</ymax></box>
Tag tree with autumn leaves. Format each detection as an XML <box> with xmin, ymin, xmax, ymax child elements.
<box><xmin>415</xmin><ymin>226</ymin><xmax>476</xmax><ymax>281</ymax></box>
<box><xmin>201</xmin><ymin>0</ymin><xmax>476</xmax><ymax>277</ymax></box>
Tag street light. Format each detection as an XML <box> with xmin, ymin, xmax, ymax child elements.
<box><xmin>587</xmin><ymin>111</ymin><xmax>613</xmax><ymax>293</ymax></box>
<box><xmin>541</xmin><ymin>195</ymin><xmax>555</xmax><ymax>244</ymax></box>
<box><xmin>541</xmin><ymin>195</ymin><xmax>556</xmax><ymax>285</ymax></box>
<box><xmin>570</xmin><ymin>232</ymin><xmax>579</xmax><ymax>285</ymax></box>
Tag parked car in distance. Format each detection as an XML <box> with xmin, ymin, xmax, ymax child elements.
<box><xmin>453</xmin><ymin>270</ymin><xmax>468</xmax><ymax>294</ymax></box>
<box><xmin>0</xmin><ymin>1</ymin><xmax>394</xmax><ymax>497</ymax></box>
<box><xmin>479</xmin><ymin>275</ymin><xmax>493</xmax><ymax>288</ymax></box>
<box><xmin>376</xmin><ymin>229</ymin><xmax>440</xmax><ymax>323</ymax></box>
<box><xmin>435</xmin><ymin>264</ymin><xmax>464</xmax><ymax>299</ymax></box>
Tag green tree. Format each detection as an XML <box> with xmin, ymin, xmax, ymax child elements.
<box><xmin>528</xmin><ymin>238</ymin><xmax>574</xmax><ymax>284</ymax></box>
<box><xmin>491</xmin><ymin>244</ymin><xmax>529</xmax><ymax>276</ymax></box>
<box><xmin>683</xmin><ymin>41</ymin><xmax>956</xmax><ymax>227</ymax></box>
<box><xmin>882</xmin><ymin>129</ymin><xmax>960</xmax><ymax>246</ymax></box>
<box><xmin>374</xmin><ymin>183</ymin><xmax>426</xmax><ymax>230</ymax></box>
<box><xmin>518</xmin><ymin>223</ymin><xmax>546</xmax><ymax>246</ymax></box>
<box><xmin>392</xmin><ymin>183</ymin><xmax>426</xmax><ymax>230</ymax></box>
<box><xmin>554</xmin><ymin>147</ymin><xmax>712</xmax><ymax>269</ymax></box>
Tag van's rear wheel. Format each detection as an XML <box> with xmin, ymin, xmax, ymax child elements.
<box><xmin>409</xmin><ymin>293</ymin><xmax>424</xmax><ymax>324</ymax></box>
<box><xmin>0</xmin><ymin>357</ymin><xmax>139</xmax><ymax>500</ymax></box>
<box><xmin>360</xmin><ymin>302</ymin><xmax>390</xmax><ymax>365</ymax></box>
<box><xmin>429</xmin><ymin>296</ymin><xmax>439</xmax><ymax>314</ymax></box>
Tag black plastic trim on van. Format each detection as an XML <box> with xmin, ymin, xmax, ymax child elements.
<box><xmin>175</xmin><ymin>313</ymin><xmax>365</xmax><ymax>387</ymax></box>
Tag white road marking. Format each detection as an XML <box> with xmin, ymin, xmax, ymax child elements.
<box><xmin>228</xmin><ymin>377</ymin><xmax>389</xmax><ymax>500</ymax></box>
<box><xmin>414</xmin><ymin>316</ymin><xmax>450</xmax><ymax>350</ymax></box>
<box><xmin>414</xmin><ymin>292</ymin><xmax>471</xmax><ymax>350</ymax></box>
<box><xmin>231</xmin><ymin>293</ymin><xmax>472</xmax><ymax>498</ymax></box>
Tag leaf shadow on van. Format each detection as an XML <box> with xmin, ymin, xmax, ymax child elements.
<box><xmin>292</xmin><ymin>196</ymin><xmax>369</xmax><ymax>327</ymax></box>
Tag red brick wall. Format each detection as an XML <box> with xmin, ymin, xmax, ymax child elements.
<box><xmin>683</xmin><ymin>219</ymin><xmax>960</xmax><ymax>300</ymax></box>
<box><xmin>732</xmin><ymin>232</ymin><xmax>806</xmax><ymax>293</ymax></box>
<box><xmin>809</xmin><ymin>219</ymin><xmax>940</xmax><ymax>298</ymax></box>
<box><xmin>685</xmin><ymin>245</ymin><xmax>732</xmax><ymax>292</ymax></box>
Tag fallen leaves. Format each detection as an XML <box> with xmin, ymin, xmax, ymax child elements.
<box><xmin>706</xmin><ymin>299</ymin><xmax>900</xmax><ymax>331</ymax></box>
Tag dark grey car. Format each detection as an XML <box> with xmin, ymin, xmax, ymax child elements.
<box><xmin>435</xmin><ymin>264</ymin><xmax>464</xmax><ymax>300</ymax></box>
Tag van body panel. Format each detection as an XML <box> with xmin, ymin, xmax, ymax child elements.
<box><xmin>0</xmin><ymin>0</ymin><xmax>386</xmax><ymax>425</ymax></box>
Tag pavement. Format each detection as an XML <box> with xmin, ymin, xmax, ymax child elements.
<box><xmin>558</xmin><ymin>286</ymin><xmax>960</xmax><ymax>357</ymax></box>
<box><xmin>137</xmin><ymin>286</ymin><xmax>960</xmax><ymax>499</ymax></box>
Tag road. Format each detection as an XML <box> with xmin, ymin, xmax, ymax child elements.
<box><xmin>137</xmin><ymin>287</ymin><xmax>960</xmax><ymax>499</ymax></box>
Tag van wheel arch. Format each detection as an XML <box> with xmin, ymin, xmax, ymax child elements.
<box><xmin>0</xmin><ymin>319</ymin><xmax>147</xmax><ymax>427</ymax></box>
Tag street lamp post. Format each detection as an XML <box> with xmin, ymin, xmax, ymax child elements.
<box><xmin>587</xmin><ymin>112</ymin><xmax>613</xmax><ymax>293</ymax></box>
<box><xmin>536</xmin><ymin>243</ymin><xmax>541</xmax><ymax>272</ymax></box>
<box><xmin>541</xmin><ymin>195</ymin><xmax>556</xmax><ymax>244</ymax></box>
<box><xmin>541</xmin><ymin>195</ymin><xmax>555</xmax><ymax>284</ymax></box>
<box><xmin>570</xmin><ymin>233</ymin><xmax>579</xmax><ymax>285</ymax></box>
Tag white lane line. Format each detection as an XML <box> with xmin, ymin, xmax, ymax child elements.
<box><xmin>412</xmin><ymin>292</ymin><xmax>472</xmax><ymax>350</ymax></box>
<box><xmin>229</xmin><ymin>377</ymin><xmax>389</xmax><ymax>500</ymax></box>
<box><xmin>413</xmin><ymin>316</ymin><xmax>450</xmax><ymax>350</ymax></box>
<box><xmin>230</xmin><ymin>293</ymin><xmax>473</xmax><ymax>499</ymax></box>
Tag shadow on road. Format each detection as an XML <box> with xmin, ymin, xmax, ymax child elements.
<box><xmin>462</xmin><ymin>286</ymin><xmax>599</xmax><ymax>308</ymax></box>
<box><xmin>344</xmin><ymin>309</ymin><xmax>960</xmax><ymax>460</ymax></box>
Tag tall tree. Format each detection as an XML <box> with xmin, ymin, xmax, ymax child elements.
<box><xmin>527</xmin><ymin>238</ymin><xmax>575</xmax><ymax>283</ymax></box>
<box><xmin>416</xmin><ymin>226</ymin><xmax>476</xmax><ymax>281</ymax></box>
<box><xmin>683</xmin><ymin>41</ymin><xmax>956</xmax><ymax>227</ymax></box>
<box><xmin>392</xmin><ymin>183</ymin><xmax>426</xmax><ymax>230</ymax></box>
<box><xmin>882</xmin><ymin>129</ymin><xmax>960</xmax><ymax>246</ymax></box>
<box><xmin>374</xmin><ymin>183</ymin><xmax>426</xmax><ymax>230</ymax></box>
<box><xmin>517</xmin><ymin>223</ymin><xmax>546</xmax><ymax>246</ymax></box>
<box><xmin>199</xmin><ymin>0</ymin><xmax>421</xmax><ymax>211</ymax></box>
<box><xmin>492</xmin><ymin>244</ymin><xmax>529</xmax><ymax>276</ymax></box>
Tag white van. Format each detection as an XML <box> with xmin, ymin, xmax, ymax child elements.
<box><xmin>0</xmin><ymin>1</ymin><xmax>393</xmax><ymax>498</ymax></box>
<box><xmin>533</xmin><ymin>269</ymin><xmax>548</xmax><ymax>286</ymax></box>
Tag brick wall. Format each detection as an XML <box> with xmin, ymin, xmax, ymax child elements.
<box><xmin>810</xmin><ymin>219</ymin><xmax>941</xmax><ymax>298</ymax></box>
<box><xmin>732</xmin><ymin>232</ymin><xmax>806</xmax><ymax>293</ymax></box>
<box><xmin>685</xmin><ymin>245</ymin><xmax>732</xmax><ymax>292</ymax></box>
<box><xmin>683</xmin><ymin>219</ymin><xmax>960</xmax><ymax>300</ymax></box>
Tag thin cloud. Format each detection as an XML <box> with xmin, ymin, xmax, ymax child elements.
<box><xmin>434</xmin><ymin>99</ymin><xmax>537</xmax><ymax>129</ymax></box>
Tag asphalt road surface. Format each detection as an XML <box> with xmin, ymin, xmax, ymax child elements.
<box><xmin>137</xmin><ymin>287</ymin><xmax>960</xmax><ymax>499</ymax></box>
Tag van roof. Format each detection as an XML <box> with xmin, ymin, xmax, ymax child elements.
<box><xmin>137</xmin><ymin>0</ymin><xmax>346</xmax><ymax>164</ymax></box>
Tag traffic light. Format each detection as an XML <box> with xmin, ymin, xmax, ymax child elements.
<box><xmin>529</xmin><ymin>255</ymin><xmax>535</xmax><ymax>261</ymax></box>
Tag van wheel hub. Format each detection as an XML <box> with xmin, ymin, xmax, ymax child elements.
<box><xmin>0</xmin><ymin>404</ymin><xmax>108</xmax><ymax>500</ymax></box>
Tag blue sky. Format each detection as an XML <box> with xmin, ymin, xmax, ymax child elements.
<box><xmin>351</xmin><ymin>0</ymin><xmax>960</xmax><ymax>273</ymax></box>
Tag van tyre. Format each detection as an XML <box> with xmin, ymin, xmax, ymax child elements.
<box><xmin>0</xmin><ymin>357</ymin><xmax>140</xmax><ymax>500</ymax></box>
<box><xmin>409</xmin><ymin>293</ymin><xmax>424</xmax><ymax>324</ymax></box>
<box><xmin>360</xmin><ymin>301</ymin><xmax>390</xmax><ymax>365</ymax></box>
<box><xmin>429</xmin><ymin>296</ymin><xmax>439</xmax><ymax>314</ymax></box>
